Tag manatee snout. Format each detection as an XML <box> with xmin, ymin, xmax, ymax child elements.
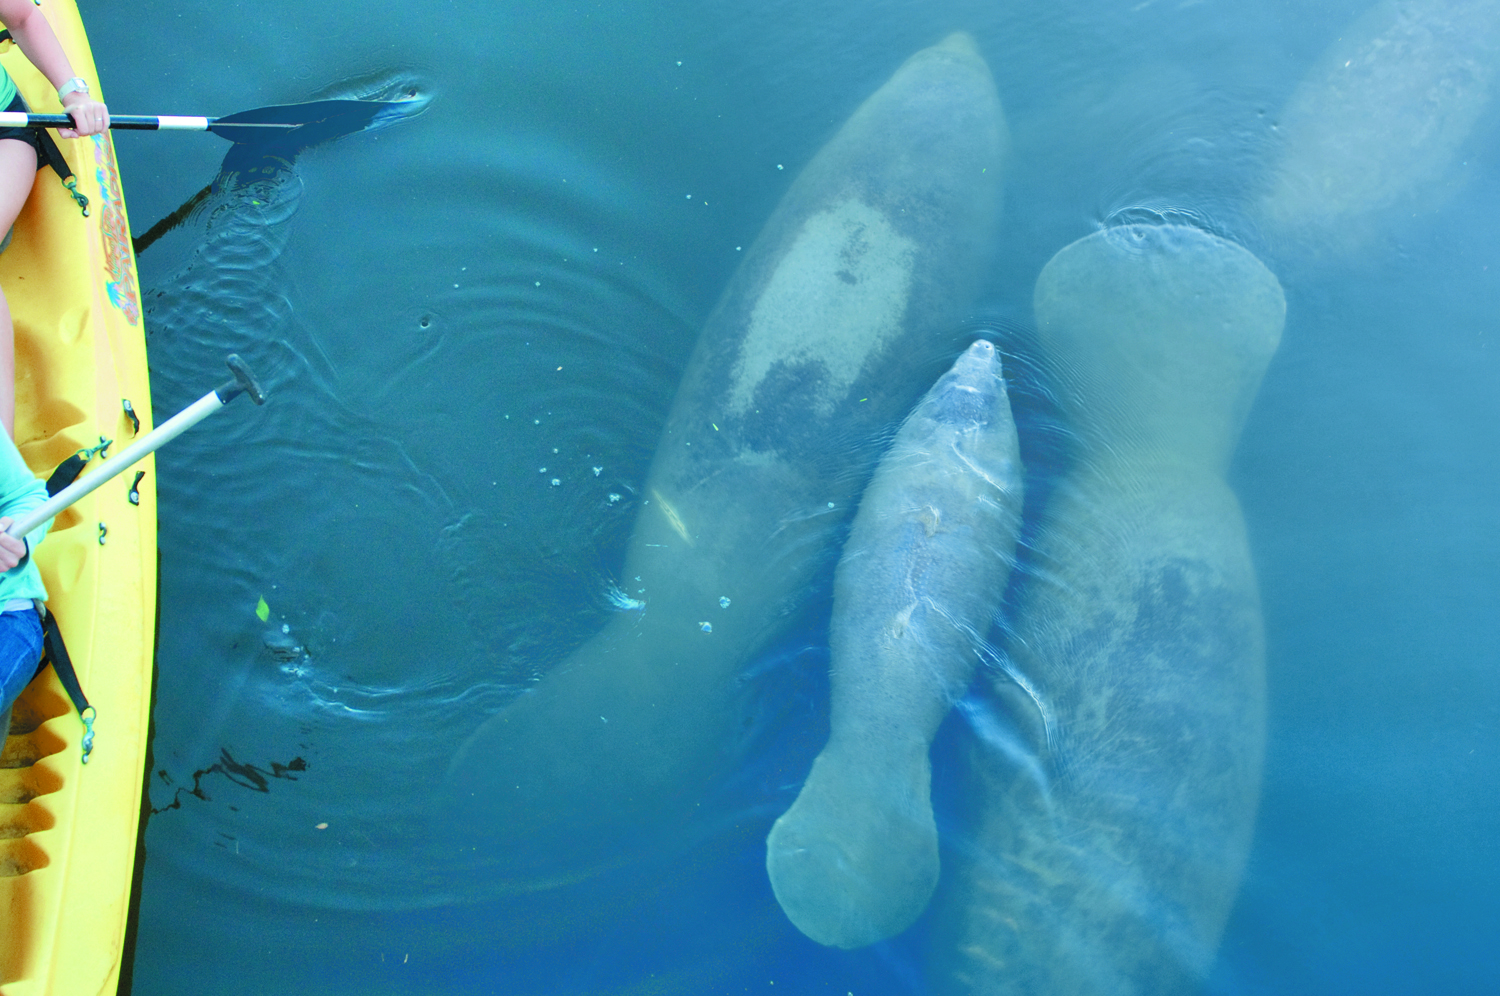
<box><xmin>923</xmin><ymin>339</ymin><xmax>1004</xmax><ymax>426</ymax></box>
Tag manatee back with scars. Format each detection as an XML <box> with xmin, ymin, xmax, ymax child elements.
<box><xmin>440</xmin><ymin>33</ymin><xmax>1010</xmax><ymax>889</ymax></box>
<box><xmin>929</xmin><ymin>225</ymin><xmax>1282</xmax><ymax>995</ymax></box>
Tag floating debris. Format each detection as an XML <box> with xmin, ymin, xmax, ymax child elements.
<box><xmin>699</xmin><ymin>621</ymin><xmax>713</xmax><ymax>633</ymax></box>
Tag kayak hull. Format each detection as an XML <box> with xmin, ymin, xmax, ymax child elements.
<box><xmin>0</xmin><ymin>2</ymin><xmax>156</xmax><ymax>993</ymax></box>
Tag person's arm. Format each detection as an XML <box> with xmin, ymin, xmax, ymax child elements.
<box><xmin>0</xmin><ymin>0</ymin><xmax>108</xmax><ymax>138</ymax></box>
<box><xmin>0</xmin><ymin>434</ymin><xmax>47</xmax><ymax>571</ymax></box>
<box><xmin>0</xmin><ymin>517</ymin><xmax>28</xmax><ymax>571</ymax></box>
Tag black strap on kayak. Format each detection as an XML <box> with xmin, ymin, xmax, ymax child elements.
<box><xmin>32</xmin><ymin>609</ymin><xmax>94</xmax><ymax>763</ymax></box>
<box><xmin>30</xmin><ymin>444</ymin><xmax>109</xmax><ymax>762</ymax></box>
<box><xmin>0</xmin><ymin>30</ymin><xmax>92</xmax><ymax>217</ymax></box>
<box><xmin>45</xmin><ymin>452</ymin><xmax>89</xmax><ymax>494</ymax></box>
<box><xmin>35</xmin><ymin>128</ymin><xmax>88</xmax><ymax>214</ymax></box>
<box><xmin>45</xmin><ymin>437</ymin><xmax>111</xmax><ymax>495</ymax></box>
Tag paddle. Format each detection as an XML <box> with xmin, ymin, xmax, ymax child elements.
<box><xmin>108</xmin><ymin>94</ymin><xmax>427</xmax><ymax>255</ymax></box>
<box><xmin>0</xmin><ymin>96</ymin><xmax>421</xmax><ymax>144</ymax></box>
<box><xmin>5</xmin><ymin>355</ymin><xmax>266</xmax><ymax>541</ymax></box>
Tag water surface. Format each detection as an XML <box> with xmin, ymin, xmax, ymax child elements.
<box><xmin>74</xmin><ymin>0</ymin><xmax>1500</xmax><ymax>992</ymax></box>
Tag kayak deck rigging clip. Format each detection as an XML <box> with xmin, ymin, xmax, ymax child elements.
<box><xmin>61</xmin><ymin>176</ymin><xmax>88</xmax><ymax>216</ymax></box>
<box><xmin>79</xmin><ymin>706</ymin><xmax>95</xmax><ymax>763</ymax></box>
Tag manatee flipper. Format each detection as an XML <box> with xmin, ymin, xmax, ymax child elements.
<box><xmin>440</xmin><ymin>34</ymin><xmax>1008</xmax><ymax>889</ymax></box>
<box><xmin>930</xmin><ymin>225</ymin><xmax>1283</xmax><ymax>995</ymax></box>
<box><xmin>1253</xmin><ymin>0</ymin><xmax>1500</xmax><ymax>259</ymax></box>
<box><xmin>767</xmin><ymin>339</ymin><xmax>1024</xmax><ymax>949</ymax></box>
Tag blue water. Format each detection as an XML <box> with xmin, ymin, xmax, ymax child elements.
<box><xmin>76</xmin><ymin>0</ymin><xmax>1500</xmax><ymax>992</ymax></box>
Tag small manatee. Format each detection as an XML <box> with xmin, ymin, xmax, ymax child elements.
<box><xmin>767</xmin><ymin>339</ymin><xmax>1024</xmax><ymax>949</ymax></box>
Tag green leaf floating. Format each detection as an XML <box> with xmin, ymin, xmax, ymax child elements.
<box><xmin>256</xmin><ymin>596</ymin><xmax>270</xmax><ymax>622</ymax></box>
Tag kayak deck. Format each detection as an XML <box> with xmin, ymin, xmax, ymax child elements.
<box><xmin>0</xmin><ymin>1</ymin><xmax>156</xmax><ymax>993</ymax></box>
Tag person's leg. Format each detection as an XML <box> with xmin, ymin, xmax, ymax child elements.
<box><xmin>0</xmin><ymin>137</ymin><xmax>39</xmax><ymax>438</ymax></box>
<box><xmin>0</xmin><ymin>608</ymin><xmax>43</xmax><ymax>747</ymax></box>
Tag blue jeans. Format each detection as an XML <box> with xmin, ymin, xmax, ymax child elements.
<box><xmin>0</xmin><ymin>608</ymin><xmax>43</xmax><ymax>727</ymax></box>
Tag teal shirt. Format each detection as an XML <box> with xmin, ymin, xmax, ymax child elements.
<box><xmin>0</xmin><ymin>52</ymin><xmax>16</xmax><ymax>110</ymax></box>
<box><xmin>0</xmin><ymin>431</ymin><xmax>50</xmax><ymax>603</ymax></box>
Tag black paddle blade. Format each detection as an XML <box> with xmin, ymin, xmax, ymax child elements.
<box><xmin>208</xmin><ymin>97</ymin><xmax>426</xmax><ymax>144</ymax></box>
<box><xmin>133</xmin><ymin>92</ymin><xmax>430</xmax><ymax>255</ymax></box>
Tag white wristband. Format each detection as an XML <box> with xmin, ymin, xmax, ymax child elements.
<box><xmin>57</xmin><ymin>77</ymin><xmax>89</xmax><ymax>99</ymax></box>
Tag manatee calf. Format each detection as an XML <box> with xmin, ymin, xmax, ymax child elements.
<box><xmin>930</xmin><ymin>224</ymin><xmax>1283</xmax><ymax>995</ymax></box>
<box><xmin>766</xmin><ymin>338</ymin><xmax>1023</xmax><ymax>949</ymax></box>
<box><xmin>440</xmin><ymin>34</ymin><xmax>1008</xmax><ymax>889</ymax></box>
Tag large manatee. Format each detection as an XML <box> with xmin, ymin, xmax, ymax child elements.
<box><xmin>442</xmin><ymin>34</ymin><xmax>1009</xmax><ymax>888</ymax></box>
<box><xmin>931</xmin><ymin>224</ymin><xmax>1283</xmax><ymax>995</ymax></box>
<box><xmin>1252</xmin><ymin>0</ymin><xmax>1500</xmax><ymax>259</ymax></box>
<box><xmin>767</xmin><ymin>338</ymin><xmax>1024</xmax><ymax>949</ymax></box>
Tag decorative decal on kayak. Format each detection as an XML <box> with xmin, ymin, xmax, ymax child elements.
<box><xmin>91</xmin><ymin>133</ymin><xmax>140</xmax><ymax>326</ymax></box>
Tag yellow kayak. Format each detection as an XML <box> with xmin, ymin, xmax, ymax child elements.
<box><xmin>0</xmin><ymin>0</ymin><xmax>155</xmax><ymax>992</ymax></box>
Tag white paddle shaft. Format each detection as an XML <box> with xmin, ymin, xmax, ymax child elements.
<box><xmin>8</xmin><ymin>389</ymin><xmax>228</xmax><ymax>540</ymax></box>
